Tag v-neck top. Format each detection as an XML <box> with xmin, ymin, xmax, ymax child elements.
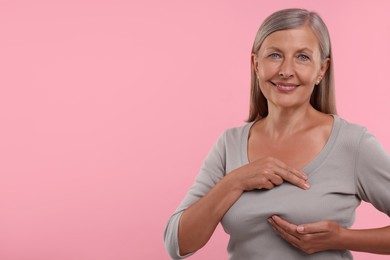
<box><xmin>241</xmin><ymin>115</ymin><xmax>340</xmax><ymax>174</ymax></box>
<box><xmin>164</xmin><ymin>116</ymin><xmax>390</xmax><ymax>260</ymax></box>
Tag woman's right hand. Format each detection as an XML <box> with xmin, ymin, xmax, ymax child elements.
<box><xmin>229</xmin><ymin>157</ymin><xmax>310</xmax><ymax>191</ymax></box>
<box><xmin>175</xmin><ymin>157</ymin><xmax>309</xmax><ymax>256</ymax></box>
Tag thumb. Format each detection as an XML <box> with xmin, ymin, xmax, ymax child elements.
<box><xmin>296</xmin><ymin>221</ymin><xmax>330</xmax><ymax>234</ymax></box>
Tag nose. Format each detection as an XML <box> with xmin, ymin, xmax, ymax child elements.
<box><xmin>278</xmin><ymin>58</ymin><xmax>294</xmax><ymax>78</ymax></box>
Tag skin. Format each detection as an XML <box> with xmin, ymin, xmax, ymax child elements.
<box><xmin>178</xmin><ymin>26</ymin><xmax>390</xmax><ymax>256</ymax></box>
<box><xmin>178</xmin><ymin>156</ymin><xmax>309</xmax><ymax>255</ymax></box>
<box><xmin>268</xmin><ymin>216</ymin><xmax>390</xmax><ymax>255</ymax></box>
<box><xmin>250</xmin><ymin>26</ymin><xmax>331</xmax><ymax>169</ymax></box>
<box><xmin>253</xmin><ymin>26</ymin><xmax>390</xmax><ymax>255</ymax></box>
<box><xmin>253</xmin><ymin>26</ymin><xmax>328</xmax><ymax>115</ymax></box>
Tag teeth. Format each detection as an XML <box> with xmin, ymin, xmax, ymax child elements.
<box><xmin>276</xmin><ymin>84</ymin><xmax>296</xmax><ymax>89</ymax></box>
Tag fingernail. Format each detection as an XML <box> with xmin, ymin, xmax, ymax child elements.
<box><xmin>304</xmin><ymin>183</ymin><xmax>310</xmax><ymax>189</ymax></box>
<box><xmin>297</xmin><ymin>226</ymin><xmax>305</xmax><ymax>232</ymax></box>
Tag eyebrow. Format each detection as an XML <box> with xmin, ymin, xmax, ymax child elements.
<box><xmin>297</xmin><ymin>48</ymin><xmax>314</xmax><ymax>54</ymax></box>
<box><xmin>265</xmin><ymin>47</ymin><xmax>314</xmax><ymax>54</ymax></box>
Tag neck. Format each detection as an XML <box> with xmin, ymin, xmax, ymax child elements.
<box><xmin>262</xmin><ymin>105</ymin><xmax>317</xmax><ymax>140</ymax></box>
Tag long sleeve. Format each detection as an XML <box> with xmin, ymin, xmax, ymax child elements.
<box><xmin>164</xmin><ymin>117</ymin><xmax>389</xmax><ymax>260</ymax></box>
<box><xmin>355</xmin><ymin>131</ymin><xmax>390</xmax><ymax>216</ymax></box>
<box><xmin>164</xmin><ymin>131</ymin><xmax>228</xmax><ymax>259</ymax></box>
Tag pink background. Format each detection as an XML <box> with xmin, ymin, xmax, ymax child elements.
<box><xmin>0</xmin><ymin>0</ymin><xmax>389</xmax><ymax>259</ymax></box>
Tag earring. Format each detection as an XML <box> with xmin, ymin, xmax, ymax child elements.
<box><xmin>316</xmin><ymin>76</ymin><xmax>322</xmax><ymax>85</ymax></box>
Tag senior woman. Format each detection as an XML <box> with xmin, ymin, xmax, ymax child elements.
<box><xmin>164</xmin><ymin>8</ymin><xmax>390</xmax><ymax>259</ymax></box>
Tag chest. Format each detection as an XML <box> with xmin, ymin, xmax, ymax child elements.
<box><xmin>221</xmin><ymin>166</ymin><xmax>360</xmax><ymax>237</ymax></box>
<box><xmin>248</xmin><ymin>132</ymin><xmax>328</xmax><ymax>170</ymax></box>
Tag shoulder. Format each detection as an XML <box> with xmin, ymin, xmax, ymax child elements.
<box><xmin>204</xmin><ymin>122</ymin><xmax>254</xmax><ymax>166</ymax></box>
<box><xmin>327</xmin><ymin>115</ymin><xmax>370</xmax><ymax>154</ymax></box>
<box><xmin>221</xmin><ymin>121</ymin><xmax>255</xmax><ymax>143</ymax></box>
<box><xmin>335</xmin><ymin>115</ymin><xmax>368</xmax><ymax>139</ymax></box>
<box><xmin>211</xmin><ymin>122</ymin><xmax>254</xmax><ymax>153</ymax></box>
<box><xmin>332</xmin><ymin>116</ymin><xmax>389</xmax><ymax>159</ymax></box>
<box><xmin>336</xmin><ymin>115</ymin><xmax>366</xmax><ymax>131</ymax></box>
<box><xmin>331</xmin><ymin>115</ymin><xmax>388</xmax><ymax>157</ymax></box>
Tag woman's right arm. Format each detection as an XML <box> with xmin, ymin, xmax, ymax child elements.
<box><xmin>177</xmin><ymin>170</ymin><xmax>242</xmax><ymax>256</ymax></box>
<box><xmin>178</xmin><ymin>157</ymin><xmax>310</xmax><ymax>256</ymax></box>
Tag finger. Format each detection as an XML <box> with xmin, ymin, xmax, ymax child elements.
<box><xmin>273</xmin><ymin>166</ymin><xmax>310</xmax><ymax>190</ymax></box>
<box><xmin>268</xmin><ymin>216</ymin><xmax>301</xmax><ymax>243</ymax></box>
<box><xmin>270</xmin><ymin>215</ymin><xmax>296</xmax><ymax>231</ymax></box>
<box><xmin>288</xmin><ymin>167</ymin><xmax>308</xmax><ymax>181</ymax></box>
<box><xmin>266</xmin><ymin>174</ymin><xmax>284</xmax><ymax>186</ymax></box>
<box><xmin>273</xmin><ymin>159</ymin><xmax>308</xmax><ymax>180</ymax></box>
<box><xmin>260</xmin><ymin>180</ymin><xmax>274</xmax><ymax>190</ymax></box>
<box><xmin>296</xmin><ymin>221</ymin><xmax>331</xmax><ymax>234</ymax></box>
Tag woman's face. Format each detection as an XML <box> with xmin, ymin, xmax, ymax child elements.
<box><xmin>253</xmin><ymin>26</ymin><xmax>329</xmax><ymax>111</ymax></box>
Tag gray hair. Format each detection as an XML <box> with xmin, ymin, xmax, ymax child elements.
<box><xmin>248</xmin><ymin>8</ymin><xmax>337</xmax><ymax>122</ymax></box>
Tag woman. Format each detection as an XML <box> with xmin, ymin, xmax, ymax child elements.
<box><xmin>164</xmin><ymin>8</ymin><xmax>390</xmax><ymax>259</ymax></box>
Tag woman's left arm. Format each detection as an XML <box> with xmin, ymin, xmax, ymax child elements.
<box><xmin>268</xmin><ymin>215</ymin><xmax>390</xmax><ymax>254</ymax></box>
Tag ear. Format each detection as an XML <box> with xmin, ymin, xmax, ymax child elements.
<box><xmin>318</xmin><ymin>57</ymin><xmax>330</xmax><ymax>79</ymax></box>
<box><xmin>252</xmin><ymin>53</ymin><xmax>260</xmax><ymax>77</ymax></box>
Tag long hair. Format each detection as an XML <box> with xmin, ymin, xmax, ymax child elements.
<box><xmin>247</xmin><ymin>8</ymin><xmax>337</xmax><ymax>122</ymax></box>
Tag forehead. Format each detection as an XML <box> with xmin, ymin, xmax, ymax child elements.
<box><xmin>261</xmin><ymin>26</ymin><xmax>320</xmax><ymax>52</ymax></box>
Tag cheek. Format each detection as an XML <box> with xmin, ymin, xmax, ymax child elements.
<box><xmin>257</xmin><ymin>78</ymin><xmax>271</xmax><ymax>99</ymax></box>
<box><xmin>298</xmin><ymin>67</ymin><xmax>319</xmax><ymax>84</ymax></box>
<box><xmin>258</xmin><ymin>68</ymin><xmax>270</xmax><ymax>89</ymax></box>
<box><xmin>258</xmin><ymin>59</ymin><xmax>278</xmax><ymax>74</ymax></box>
<box><xmin>305</xmin><ymin>73</ymin><xmax>317</xmax><ymax>84</ymax></box>
<box><xmin>258</xmin><ymin>64</ymin><xmax>275</xmax><ymax>80</ymax></box>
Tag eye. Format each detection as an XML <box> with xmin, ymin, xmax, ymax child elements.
<box><xmin>269</xmin><ymin>53</ymin><xmax>281</xmax><ymax>59</ymax></box>
<box><xmin>298</xmin><ymin>54</ymin><xmax>310</xmax><ymax>61</ymax></box>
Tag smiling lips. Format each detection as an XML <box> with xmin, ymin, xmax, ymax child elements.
<box><xmin>271</xmin><ymin>81</ymin><xmax>300</xmax><ymax>92</ymax></box>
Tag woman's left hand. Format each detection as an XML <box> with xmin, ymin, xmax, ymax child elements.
<box><xmin>268</xmin><ymin>215</ymin><xmax>344</xmax><ymax>254</ymax></box>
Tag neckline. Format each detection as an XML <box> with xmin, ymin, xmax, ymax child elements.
<box><xmin>241</xmin><ymin>115</ymin><xmax>341</xmax><ymax>174</ymax></box>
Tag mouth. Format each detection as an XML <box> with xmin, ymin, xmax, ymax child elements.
<box><xmin>270</xmin><ymin>81</ymin><xmax>300</xmax><ymax>91</ymax></box>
